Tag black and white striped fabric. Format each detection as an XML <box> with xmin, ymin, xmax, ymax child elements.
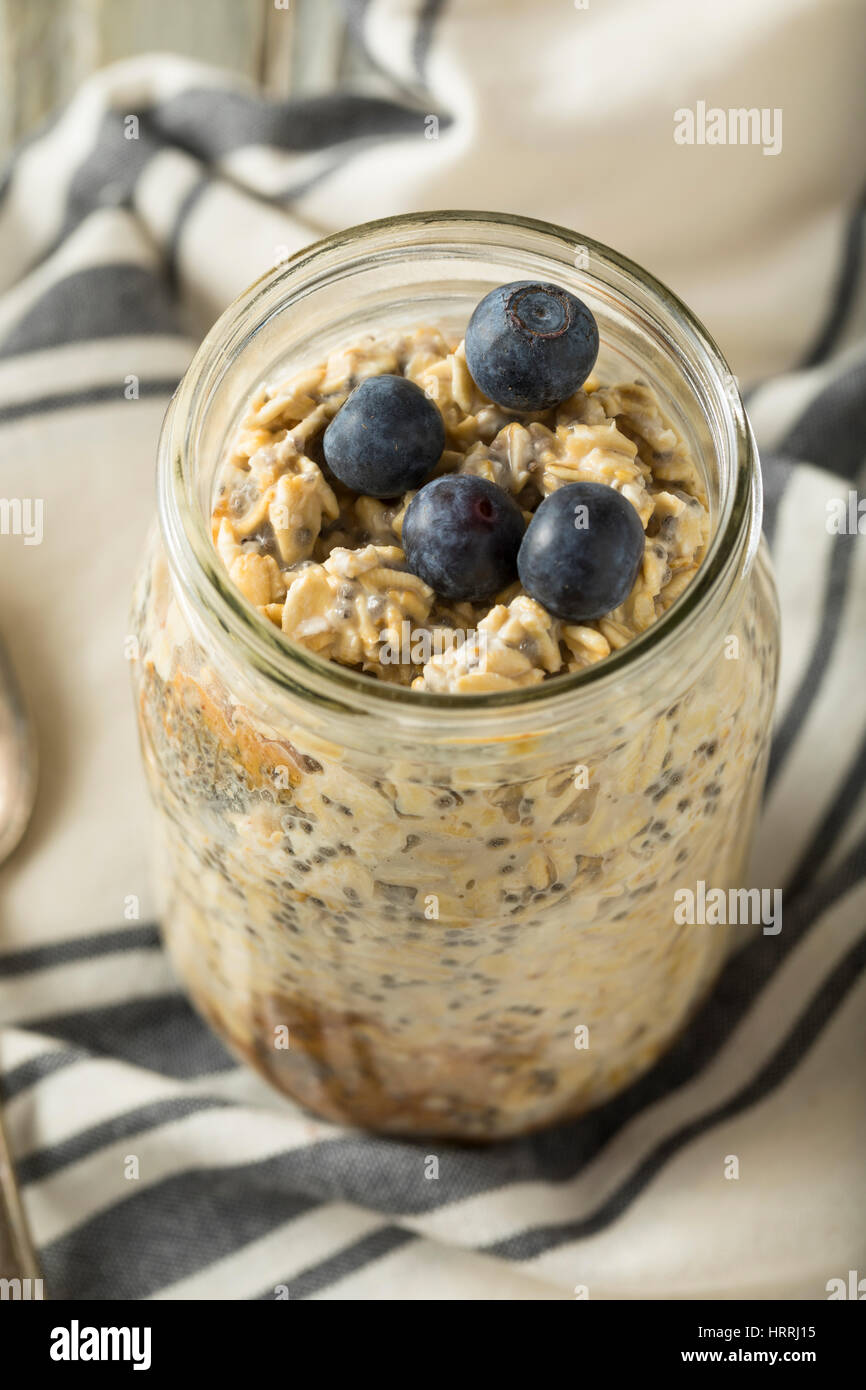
<box><xmin>1</xmin><ymin>2</ymin><xmax>865</xmax><ymax>1300</ymax></box>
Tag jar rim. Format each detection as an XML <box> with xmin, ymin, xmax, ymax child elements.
<box><xmin>158</xmin><ymin>209</ymin><xmax>759</xmax><ymax>733</ymax></box>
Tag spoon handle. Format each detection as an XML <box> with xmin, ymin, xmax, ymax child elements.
<box><xmin>0</xmin><ymin>1101</ymin><xmax>42</xmax><ymax>1288</ymax></box>
<box><xmin>0</xmin><ymin>635</ymin><xmax>37</xmax><ymax>866</ymax></box>
<box><xmin>0</xmin><ymin>633</ymin><xmax>42</xmax><ymax>1290</ymax></box>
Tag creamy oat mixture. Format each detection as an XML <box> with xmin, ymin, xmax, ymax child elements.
<box><xmin>132</xmin><ymin>314</ymin><xmax>778</xmax><ymax>1140</ymax></box>
<box><xmin>211</xmin><ymin>328</ymin><xmax>709</xmax><ymax>690</ymax></box>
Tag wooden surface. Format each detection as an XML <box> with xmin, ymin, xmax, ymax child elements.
<box><xmin>0</xmin><ymin>0</ymin><xmax>356</xmax><ymax>160</ymax></box>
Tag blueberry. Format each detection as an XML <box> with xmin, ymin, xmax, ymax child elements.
<box><xmin>465</xmin><ymin>281</ymin><xmax>599</xmax><ymax>412</ymax></box>
<box><xmin>517</xmin><ymin>482</ymin><xmax>645</xmax><ymax>622</ymax></box>
<box><xmin>323</xmin><ymin>374</ymin><xmax>445</xmax><ymax>497</ymax></box>
<box><xmin>403</xmin><ymin>474</ymin><xmax>525</xmax><ymax>602</ymax></box>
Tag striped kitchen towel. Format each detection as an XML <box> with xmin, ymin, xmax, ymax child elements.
<box><xmin>0</xmin><ymin>0</ymin><xmax>865</xmax><ymax>1301</ymax></box>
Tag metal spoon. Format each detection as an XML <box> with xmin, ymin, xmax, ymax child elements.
<box><xmin>0</xmin><ymin>634</ymin><xmax>42</xmax><ymax>1292</ymax></box>
<box><xmin>0</xmin><ymin>635</ymin><xmax>37</xmax><ymax>864</ymax></box>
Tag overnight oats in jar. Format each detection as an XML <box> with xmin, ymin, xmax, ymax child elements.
<box><xmin>131</xmin><ymin>212</ymin><xmax>779</xmax><ymax>1140</ymax></box>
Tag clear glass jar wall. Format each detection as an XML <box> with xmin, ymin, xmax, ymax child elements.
<box><xmin>131</xmin><ymin>213</ymin><xmax>780</xmax><ymax>1139</ymax></box>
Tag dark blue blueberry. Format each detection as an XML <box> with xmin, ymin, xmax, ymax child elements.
<box><xmin>323</xmin><ymin>374</ymin><xmax>445</xmax><ymax>497</ymax></box>
<box><xmin>465</xmin><ymin>281</ymin><xmax>599</xmax><ymax>412</ymax></box>
<box><xmin>403</xmin><ymin>474</ymin><xmax>525</xmax><ymax>602</ymax></box>
<box><xmin>517</xmin><ymin>482</ymin><xmax>645</xmax><ymax>622</ymax></box>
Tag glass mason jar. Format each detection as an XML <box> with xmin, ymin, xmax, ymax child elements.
<box><xmin>131</xmin><ymin>212</ymin><xmax>779</xmax><ymax>1141</ymax></box>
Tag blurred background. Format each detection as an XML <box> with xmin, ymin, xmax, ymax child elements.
<box><xmin>3</xmin><ymin>0</ymin><xmax>864</xmax><ymax>383</ymax></box>
<box><xmin>0</xmin><ymin>0</ymin><xmax>374</xmax><ymax>159</ymax></box>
